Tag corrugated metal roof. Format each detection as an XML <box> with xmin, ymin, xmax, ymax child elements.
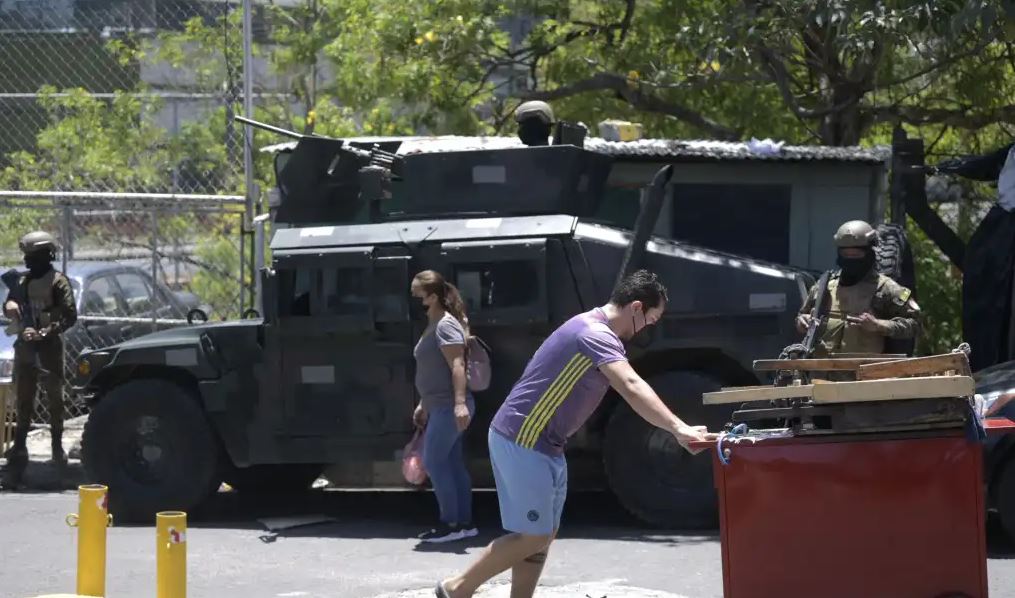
<box><xmin>261</xmin><ymin>135</ymin><xmax>890</xmax><ymax>164</ymax></box>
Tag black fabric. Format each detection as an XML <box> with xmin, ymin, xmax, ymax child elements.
<box><xmin>962</xmin><ymin>204</ymin><xmax>1015</xmax><ymax>371</ymax></box>
<box><xmin>836</xmin><ymin>251</ymin><xmax>875</xmax><ymax>286</ymax></box>
<box><xmin>23</xmin><ymin>254</ymin><xmax>52</xmax><ymax>277</ymax></box>
<box><xmin>936</xmin><ymin>142</ymin><xmax>1015</xmax><ymax>181</ymax></box>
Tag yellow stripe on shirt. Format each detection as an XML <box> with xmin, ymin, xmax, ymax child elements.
<box><xmin>517</xmin><ymin>355</ymin><xmax>593</xmax><ymax>449</ymax></box>
<box><xmin>516</xmin><ymin>353</ymin><xmax>589</xmax><ymax>447</ymax></box>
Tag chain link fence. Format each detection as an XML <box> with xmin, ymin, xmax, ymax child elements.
<box><xmin>0</xmin><ymin>0</ymin><xmax>259</xmax><ymax>196</ymax></box>
<box><xmin>0</xmin><ymin>1</ymin><xmax>284</xmax><ymax>427</ymax></box>
<box><xmin>1</xmin><ymin>192</ymin><xmax>247</xmax><ymax>424</ymax></box>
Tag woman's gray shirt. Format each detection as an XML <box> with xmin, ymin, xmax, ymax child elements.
<box><xmin>414</xmin><ymin>313</ymin><xmax>466</xmax><ymax>410</ymax></box>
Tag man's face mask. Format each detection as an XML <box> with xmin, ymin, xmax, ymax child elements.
<box><xmin>626</xmin><ymin>307</ymin><xmax>656</xmax><ymax>349</ymax></box>
<box><xmin>23</xmin><ymin>251</ymin><xmax>51</xmax><ymax>274</ymax></box>
<box><xmin>836</xmin><ymin>248</ymin><xmax>875</xmax><ymax>286</ymax></box>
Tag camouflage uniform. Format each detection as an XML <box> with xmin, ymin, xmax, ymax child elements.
<box><xmin>799</xmin><ymin>269</ymin><xmax>921</xmax><ymax>357</ymax></box>
<box><xmin>2</xmin><ymin>231</ymin><xmax>76</xmax><ymax>487</ymax></box>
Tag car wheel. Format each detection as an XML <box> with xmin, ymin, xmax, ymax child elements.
<box><xmin>81</xmin><ymin>379</ymin><xmax>221</xmax><ymax>523</ymax></box>
<box><xmin>603</xmin><ymin>369</ymin><xmax>731</xmax><ymax>529</ymax></box>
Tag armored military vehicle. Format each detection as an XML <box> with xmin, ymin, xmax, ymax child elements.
<box><xmin>73</xmin><ymin>118</ymin><xmax>820</xmax><ymax>526</ymax></box>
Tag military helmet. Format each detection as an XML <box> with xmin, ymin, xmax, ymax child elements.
<box><xmin>19</xmin><ymin>230</ymin><xmax>58</xmax><ymax>255</ymax></box>
<box><xmin>833</xmin><ymin>220</ymin><xmax>877</xmax><ymax>248</ymax></box>
<box><xmin>514</xmin><ymin>100</ymin><xmax>555</xmax><ymax>125</ymax></box>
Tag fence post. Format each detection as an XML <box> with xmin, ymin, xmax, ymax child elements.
<box><xmin>61</xmin><ymin>205</ymin><xmax>72</xmax><ymax>274</ymax></box>
<box><xmin>151</xmin><ymin>209</ymin><xmax>159</xmax><ymax>333</ymax></box>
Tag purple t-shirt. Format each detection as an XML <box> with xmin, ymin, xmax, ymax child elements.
<box><xmin>491</xmin><ymin>308</ymin><xmax>627</xmax><ymax>456</ymax></box>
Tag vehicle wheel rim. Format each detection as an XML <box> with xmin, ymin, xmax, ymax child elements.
<box><xmin>644</xmin><ymin>426</ymin><xmax>711</xmax><ymax>490</ymax></box>
<box><xmin>117</xmin><ymin>415</ymin><xmax>173</xmax><ymax>485</ymax></box>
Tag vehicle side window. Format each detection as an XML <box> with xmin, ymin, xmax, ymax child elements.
<box><xmin>115</xmin><ymin>273</ymin><xmax>155</xmax><ymax>316</ymax></box>
<box><xmin>82</xmin><ymin>276</ymin><xmax>126</xmax><ymax>317</ymax></box>
<box><xmin>454</xmin><ymin>261</ymin><xmax>541</xmax><ymax>311</ymax></box>
<box><xmin>278</xmin><ymin>268</ymin><xmax>315</xmax><ymax>317</ymax></box>
<box><xmin>322</xmin><ymin>268</ymin><xmax>369</xmax><ymax>316</ymax></box>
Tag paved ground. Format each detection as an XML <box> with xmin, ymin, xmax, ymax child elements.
<box><xmin>1</xmin><ymin>487</ymin><xmax>1014</xmax><ymax>598</ymax></box>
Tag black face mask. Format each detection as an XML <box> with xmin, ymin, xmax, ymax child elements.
<box><xmin>23</xmin><ymin>252</ymin><xmax>52</xmax><ymax>277</ymax></box>
<box><xmin>410</xmin><ymin>298</ymin><xmax>428</xmax><ymax>320</ymax></box>
<box><xmin>626</xmin><ymin>310</ymin><xmax>656</xmax><ymax>350</ymax></box>
<box><xmin>836</xmin><ymin>250</ymin><xmax>875</xmax><ymax>286</ymax></box>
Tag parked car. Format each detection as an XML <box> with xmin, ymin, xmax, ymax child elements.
<box><xmin>0</xmin><ymin>260</ymin><xmax>204</xmax><ymax>384</ymax></box>
<box><xmin>975</xmin><ymin>359</ymin><xmax>1015</xmax><ymax>541</ymax></box>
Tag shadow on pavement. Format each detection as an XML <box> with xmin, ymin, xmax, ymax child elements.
<box><xmin>178</xmin><ymin>488</ymin><xmax>720</xmax><ymax>549</ymax></box>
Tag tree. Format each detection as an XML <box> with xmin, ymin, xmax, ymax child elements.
<box><xmin>309</xmin><ymin>0</ymin><xmax>1015</xmax><ymax>146</ymax></box>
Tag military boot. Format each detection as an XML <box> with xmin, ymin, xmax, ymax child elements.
<box><xmin>50</xmin><ymin>425</ymin><xmax>67</xmax><ymax>468</ymax></box>
<box><xmin>1</xmin><ymin>428</ymin><xmax>29</xmax><ymax>490</ymax></box>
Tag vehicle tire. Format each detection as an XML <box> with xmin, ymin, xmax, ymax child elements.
<box><xmin>875</xmin><ymin>223</ymin><xmax>918</xmax><ymax>355</ymax></box>
<box><xmin>81</xmin><ymin>379</ymin><xmax>222</xmax><ymax>524</ymax></box>
<box><xmin>997</xmin><ymin>453</ymin><xmax>1015</xmax><ymax>544</ymax></box>
<box><xmin>223</xmin><ymin>464</ymin><xmax>323</xmax><ymax>494</ymax></box>
<box><xmin>875</xmin><ymin>223</ymin><xmax>916</xmax><ymax>292</ymax></box>
<box><xmin>603</xmin><ymin>370</ymin><xmax>732</xmax><ymax>529</ymax></box>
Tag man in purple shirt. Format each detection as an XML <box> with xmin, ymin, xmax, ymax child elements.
<box><xmin>435</xmin><ymin>270</ymin><xmax>717</xmax><ymax>598</ymax></box>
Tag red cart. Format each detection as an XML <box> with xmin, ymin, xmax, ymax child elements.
<box><xmin>696</xmin><ymin>354</ymin><xmax>1015</xmax><ymax>598</ymax></box>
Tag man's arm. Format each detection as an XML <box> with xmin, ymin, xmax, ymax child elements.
<box><xmin>599</xmin><ymin>360</ymin><xmax>716</xmax><ymax>453</ymax></box>
<box><xmin>46</xmin><ymin>274</ymin><xmax>77</xmax><ymax>335</ymax></box>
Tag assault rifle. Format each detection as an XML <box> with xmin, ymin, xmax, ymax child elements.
<box><xmin>2</xmin><ymin>268</ymin><xmax>45</xmax><ymax>369</ymax></box>
<box><xmin>775</xmin><ymin>269</ymin><xmax>834</xmax><ymax>386</ymax></box>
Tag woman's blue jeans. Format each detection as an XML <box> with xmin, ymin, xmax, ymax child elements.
<box><xmin>422</xmin><ymin>397</ymin><xmax>474</xmax><ymax>525</ymax></box>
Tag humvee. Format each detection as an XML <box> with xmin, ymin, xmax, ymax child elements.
<box><xmin>75</xmin><ymin>120</ymin><xmax>849</xmax><ymax>525</ymax></box>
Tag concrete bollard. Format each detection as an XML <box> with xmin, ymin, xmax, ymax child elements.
<box><xmin>156</xmin><ymin>511</ymin><xmax>187</xmax><ymax>598</ymax></box>
<box><xmin>64</xmin><ymin>484</ymin><xmax>111</xmax><ymax>597</ymax></box>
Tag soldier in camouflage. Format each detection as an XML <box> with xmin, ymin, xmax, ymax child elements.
<box><xmin>796</xmin><ymin>220</ymin><xmax>920</xmax><ymax>357</ymax></box>
<box><xmin>2</xmin><ymin>231</ymin><xmax>77</xmax><ymax>488</ymax></box>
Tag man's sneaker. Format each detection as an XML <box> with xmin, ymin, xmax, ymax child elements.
<box><xmin>458</xmin><ymin>523</ymin><xmax>478</xmax><ymax>538</ymax></box>
<box><xmin>418</xmin><ymin>524</ymin><xmax>466</xmax><ymax>544</ymax></box>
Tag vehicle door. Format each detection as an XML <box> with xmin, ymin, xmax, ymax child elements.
<box><xmin>439</xmin><ymin>238</ymin><xmax>551</xmax><ymax>435</ymax></box>
<box><xmin>273</xmin><ymin>246</ymin><xmax>416</xmax><ymax>438</ymax></box>
<box><xmin>77</xmin><ymin>273</ymin><xmax>131</xmax><ymax>353</ymax></box>
<box><xmin>113</xmin><ymin>270</ymin><xmax>185</xmax><ymax>336</ymax></box>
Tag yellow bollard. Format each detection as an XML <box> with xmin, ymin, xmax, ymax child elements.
<box><xmin>64</xmin><ymin>484</ymin><xmax>112</xmax><ymax>597</ymax></box>
<box><xmin>156</xmin><ymin>511</ymin><xmax>187</xmax><ymax>598</ymax></box>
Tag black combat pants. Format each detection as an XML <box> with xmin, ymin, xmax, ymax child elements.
<box><xmin>13</xmin><ymin>335</ymin><xmax>65</xmax><ymax>446</ymax></box>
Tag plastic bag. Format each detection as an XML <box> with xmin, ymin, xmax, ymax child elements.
<box><xmin>401</xmin><ymin>428</ymin><xmax>428</xmax><ymax>485</ymax></box>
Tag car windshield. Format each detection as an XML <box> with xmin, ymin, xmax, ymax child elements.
<box><xmin>974</xmin><ymin>360</ymin><xmax>1015</xmax><ymax>394</ymax></box>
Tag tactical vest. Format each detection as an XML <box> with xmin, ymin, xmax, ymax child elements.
<box><xmin>818</xmin><ymin>274</ymin><xmax>895</xmax><ymax>355</ymax></box>
<box><xmin>24</xmin><ymin>270</ymin><xmax>60</xmax><ymax>330</ymax></box>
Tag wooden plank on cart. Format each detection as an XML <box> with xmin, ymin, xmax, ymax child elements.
<box><xmin>703</xmin><ymin>384</ymin><xmax>815</xmax><ymax>405</ymax></box>
<box><xmin>753</xmin><ymin>357</ymin><xmax>904</xmax><ymax>372</ymax></box>
<box><xmin>855</xmin><ymin>353</ymin><xmax>971</xmax><ymax>380</ymax></box>
<box><xmin>810</xmin><ymin>375</ymin><xmax>975</xmax><ymax>403</ymax></box>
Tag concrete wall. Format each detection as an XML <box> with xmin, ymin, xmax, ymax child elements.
<box><xmin>605</xmin><ymin>159</ymin><xmax>886</xmax><ymax>272</ymax></box>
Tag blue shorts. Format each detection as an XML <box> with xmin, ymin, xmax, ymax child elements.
<box><xmin>488</xmin><ymin>428</ymin><xmax>567</xmax><ymax>535</ymax></box>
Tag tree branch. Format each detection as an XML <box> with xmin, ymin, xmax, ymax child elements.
<box><xmin>517</xmin><ymin>72</ymin><xmax>741</xmax><ymax>140</ymax></box>
<box><xmin>874</xmin><ymin>104</ymin><xmax>1015</xmax><ymax>129</ymax></box>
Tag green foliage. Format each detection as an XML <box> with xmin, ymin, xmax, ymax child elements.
<box><xmin>3</xmin><ymin>0</ymin><xmax>1013</xmax><ymax>350</ymax></box>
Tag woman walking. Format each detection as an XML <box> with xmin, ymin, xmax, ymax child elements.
<box><xmin>411</xmin><ymin>270</ymin><xmax>477</xmax><ymax>543</ymax></box>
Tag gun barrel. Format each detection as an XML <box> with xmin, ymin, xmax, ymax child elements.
<box><xmin>233</xmin><ymin>115</ymin><xmax>304</xmax><ymax>140</ymax></box>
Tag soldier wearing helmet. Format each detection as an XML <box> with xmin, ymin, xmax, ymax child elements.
<box><xmin>795</xmin><ymin>220</ymin><xmax>920</xmax><ymax>356</ymax></box>
<box><xmin>2</xmin><ymin>231</ymin><xmax>77</xmax><ymax>489</ymax></box>
<box><xmin>514</xmin><ymin>100</ymin><xmax>555</xmax><ymax>147</ymax></box>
